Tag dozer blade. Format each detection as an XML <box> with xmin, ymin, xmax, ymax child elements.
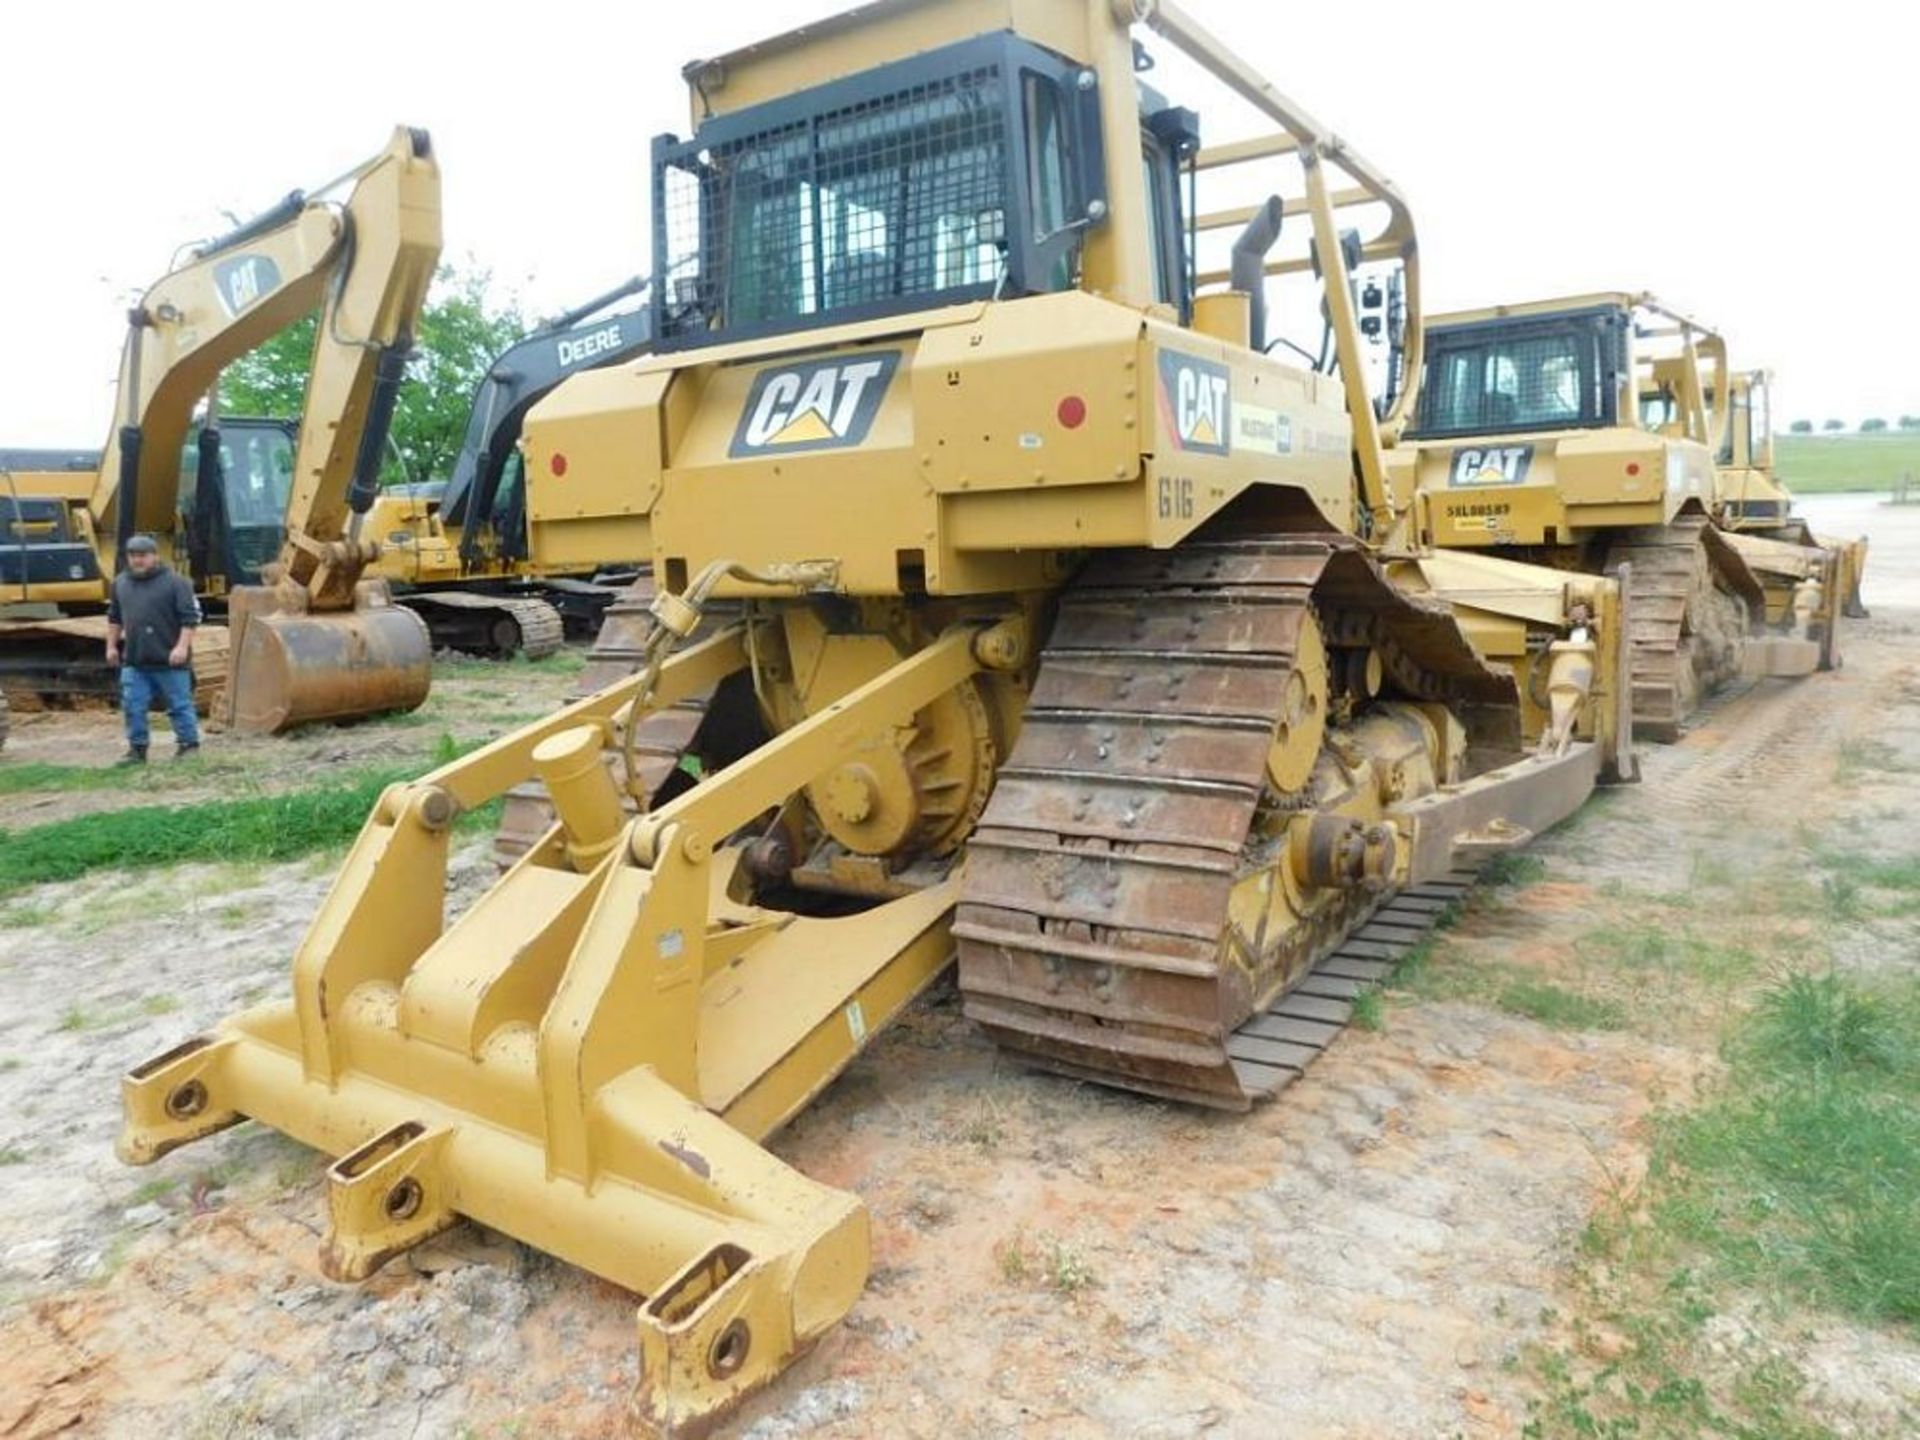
<box><xmin>224</xmin><ymin>580</ymin><xmax>432</xmax><ymax>734</ymax></box>
<box><xmin>119</xmin><ymin>620</ymin><xmax>991</xmax><ymax>1436</ymax></box>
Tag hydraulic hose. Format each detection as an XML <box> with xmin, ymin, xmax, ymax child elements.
<box><xmin>618</xmin><ymin>559</ymin><xmax>838</xmax><ymax>807</ymax></box>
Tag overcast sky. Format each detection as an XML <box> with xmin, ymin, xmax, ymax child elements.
<box><xmin>3</xmin><ymin>0</ymin><xmax>1912</xmax><ymax>449</ymax></box>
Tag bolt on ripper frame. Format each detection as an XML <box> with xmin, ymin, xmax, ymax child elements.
<box><xmin>121</xmin><ymin>1</ymin><xmax>1629</xmax><ymax>1432</ymax></box>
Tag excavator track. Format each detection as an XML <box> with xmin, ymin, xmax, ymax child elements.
<box><xmin>0</xmin><ymin>615</ymin><xmax>228</xmax><ymax>718</ymax></box>
<box><xmin>955</xmin><ymin>536</ymin><xmax>1515</xmax><ymax>1110</ymax></box>
<box><xmin>492</xmin><ymin>571</ymin><xmax>732</xmax><ymax>863</ymax></box>
<box><xmin>397</xmin><ymin>591</ymin><xmax>566</xmax><ymax>660</ymax></box>
<box><xmin>1601</xmin><ymin>516</ymin><xmax>1751</xmax><ymax>742</ymax></box>
<box><xmin>188</xmin><ymin>625</ymin><xmax>230</xmax><ymax>718</ymax></box>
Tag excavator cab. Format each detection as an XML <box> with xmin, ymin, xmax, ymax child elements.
<box><xmin>175</xmin><ymin>418</ymin><xmax>296</xmax><ymax>593</ymax></box>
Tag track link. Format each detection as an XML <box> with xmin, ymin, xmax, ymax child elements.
<box><xmin>955</xmin><ymin>537</ymin><xmax>1511</xmax><ymax>1110</ymax></box>
<box><xmin>398</xmin><ymin>591</ymin><xmax>566</xmax><ymax>659</ymax></box>
<box><xmin>1602</xmin><ymin>516</ymin><xmax>1749</xmax><ymax>741</ymax></box>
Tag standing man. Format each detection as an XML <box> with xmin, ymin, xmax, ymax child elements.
<box><xmin>105</xmin><ymin>534</ymin><xmax>202</xmax><ymax>765</ymax></box>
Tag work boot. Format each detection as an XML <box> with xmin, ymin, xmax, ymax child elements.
<box><xmin>115</xmin><ymin>746</ymin><xmax>148</xmax><ymax>767</ymax></box>
<box><xmin>174</xmin><ymin>743</ymin><xmax>201</xmax><ymax>761</ymax></box>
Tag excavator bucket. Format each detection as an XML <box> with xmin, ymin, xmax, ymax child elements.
<box><xmin>223</xmin><ymin>579</ymin><xmax>431</xmax><ymax>734</ymax></box>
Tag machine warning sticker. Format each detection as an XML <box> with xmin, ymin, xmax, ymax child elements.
<box><xmin>211</xmin><ymin>253</ymin><xmax>283</xmax><ymax>318</ymax></box>
<box><xmin>1234</xmin><ymin>403</ymin><xmax>1294</xmax><ymax>457</ymax></box>
<box><xmin>1156</xmin><ymin>351</ymin><xmax>1232</xmax><ymax>456</ymax></box>
<box><xmin>1448</xmin><ymin>444</ymin><xmax>1534</xmax><ymax>487</ymax></box>
<box><xmin>729</xmin><ymin>350</ymin><xmax>902</xmax><ymax>457</ymax></box>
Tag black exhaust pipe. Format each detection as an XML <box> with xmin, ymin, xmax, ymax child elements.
<box><xmin>1230</xmin><ymin>196</ymin><xmax>1285</xmax><ymax>353</ymax></box>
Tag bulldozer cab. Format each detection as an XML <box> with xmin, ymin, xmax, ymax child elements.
<box><xmin>1717</xmin><ymin>369</ymin><xmax>1773</xmax><ymax>472</ymax></box>
<box><xmin>1413</xmin><ymin>301</ymin><xmax>1631</xmax><ymax>440</ymax></box>
<box><xmin>652</xmin><ymin>7</ymin><xmax>1409</xmax><ymax>401</ymax></box>
<box><xmin>653</xmin><ymin>32</ymin><xmax>1112</xmax><ymax>345</ymax></box>
<box><xmin>1395</xmin><ymin>292</ymin><xmax>1725</xmax><ymax>548</ymax></box>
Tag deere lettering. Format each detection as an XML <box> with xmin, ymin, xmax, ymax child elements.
<box><xmin>729</xmin><ymin>351</ymin><xmax>902</xmax><ymax>457</ymax></box>
<box><xmin>1155</xmin><ymin>351</ymin><xmax>1231</xmax><ymax>456</ymax></box>
<box><xmin>1448</xmin><ymin>444</ymin><xmax>1534</xmax><ymax>487</ymax></box>
<box><xmin>555</xmin><ymin>323</ymin><xmax>626</xmax><ymax>369</ymax></box>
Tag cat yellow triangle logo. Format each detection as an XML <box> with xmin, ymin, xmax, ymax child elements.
<box><xmin>731</xmin><ymin>351</ymin><xmax>903</xmax><ymax>457</ymax></box>
<box><xmin>1155</xmin><ymin>350</ymin><xmax>1232</xmax><ymax>456</ymax></box>
<box><xmin>770</xmin><ymin>409</ymin><xmax>837</xmax><ymax>445</ymax></box>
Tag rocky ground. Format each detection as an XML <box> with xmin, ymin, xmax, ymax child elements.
<box><xmin>0</xmin><ymin>497</ymin><xmax>1914</xmax><ymax>1439</ymax></box>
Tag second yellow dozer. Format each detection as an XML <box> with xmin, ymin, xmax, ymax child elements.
<box><xmin>119</xmin><ymin>1</ymin><xmax>1629</xmax><ymax>1431</ymax></box>
<box><xmin>1390</xmin><ymin>293</ymin><xmax>1838</xmax><ymax>739</ymax></box>
<box><xmin>1710</xmin><ymin>366</ymin><xmax>1870</xmax><ymax>626</ymax></box>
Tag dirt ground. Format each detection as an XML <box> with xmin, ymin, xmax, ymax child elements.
<box><xmin>1</xmin><ymin>498</ymin><xmax>1915</xmax><ymax>1439</ymax></box>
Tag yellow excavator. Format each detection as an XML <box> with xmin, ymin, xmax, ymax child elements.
<box><xmin>1708</xmin><ymin>367</ymin><xmax>1869</xmax><ymax>626</ymax></box>
<box><xmin>119</xmin><ymin>2</ymin><xmax>1630</xmax><ymax>1431</ymax></box>
<box><xmin>0</xmin><ymin>127</ymin><xmax>442</xmax><ymax>735</ymax></box>
<box><xmin>1389</xmin><ymin>292</ymin><xmax>1831</xmax><ymax>739</ymax></box>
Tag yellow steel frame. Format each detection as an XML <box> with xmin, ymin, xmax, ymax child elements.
<box><xmin>121</xmin><ymin>618</ymin><xmax>1019</xmax><ymax>1432</ymax></box>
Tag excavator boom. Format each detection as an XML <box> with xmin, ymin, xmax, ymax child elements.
<box><xmin>220</xmin><ymin>127</ymin><xmax>444</xmax><ymax>733</ymax></box>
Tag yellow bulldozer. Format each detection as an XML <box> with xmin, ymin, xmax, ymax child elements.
<box><xmin>119</xmin><ymin>1</ymin><xmax>1633</xmax><ymax>1431</ymax></box>
<box><xmin>1708</xmin><ymin>366</ymin><xmax>1870</xmax><ymax>624</ymax></box>
<box><xmin>0</xmin><ymin>127</ymin><xmax>442</xmax><ymax>735</ymax></box>
<box><xmin>1389</xmin><ymin>292</ymin><xmax>1839</xmax><ymax>739</ymax></box>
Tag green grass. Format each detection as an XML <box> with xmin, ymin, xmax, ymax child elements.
<box><xmin>0</xmin><ymin>758</ymin><xmax>244</xmax><ymax>798</ymax></box>
<box><xmin>1774</xmin><ymin>431</ymin><xmax>1920</xmax><ymax>493</ymax></box>
<box><xmin>0</xmin><ymin>734</ymin><xmax>499</xmax><ymax>897</ymax></box>
<box><xmin>1520</xmin><ymin>970</ymin><xmax>1919</xmax><ymax>1438</ymax></box>
<box><xmin>1497</xmin><ymin>980</ymin><xmax>1626</xmax><ymax>1031</ymax></box>
<box><xmin>1812</xmin><ymin>845</ymin><xmax>1920</xmax><ymax>919</ymax></box>
<box><xmin>1481</xmin><ymin>851</ymin><xmax>1548</xmax><ymax>888</ymax></box>
<box><xmin>1650</xmin><ymin>972</ymin><xmax>1920</xmax><ymax>1325</ymax></box>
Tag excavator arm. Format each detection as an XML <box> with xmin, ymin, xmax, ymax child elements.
<box><xmin>271</xmin><ymin>127</ymin><xmax>442</xmax><ymax>586</ymax></box>
<box><xmin>212</xmin><ymin>127</ymin><xmax>444</xmax><ymax>733</ymax></box>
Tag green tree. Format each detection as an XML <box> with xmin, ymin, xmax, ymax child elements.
<box><xmin>219</xmin><ymin>263</ymin><xmax>524</xmax><ymax>487</ymax></box>
<box><xmin>1860</xmin><ymin>417</ymin><xmax>1888</xmax><ymax>433</ymax></box>
<box><xmin>1822</xmin><ymin>418</ymin><xmax>1846</xmax><ymax>432</ymax></box>
<box><xmin>1898</xmin><ymin>415</ymin><xmax>1920</xmax><ymax>431</ymax></box>
<box><xmin>1789</xmin><ymin>419</ymin><xmax>1814</xmax><ymax>434</ymax></box>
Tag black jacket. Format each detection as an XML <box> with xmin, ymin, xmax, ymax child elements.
<box><xmin>108</xmin><ymin>565</ymin><xmax>202</xmax><ymax>669</ymax></box>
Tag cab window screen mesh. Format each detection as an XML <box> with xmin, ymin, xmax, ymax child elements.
<box><xmin>660</xmin><ymin>65</ymin><xmax>1008</xmax><ymax>338</ymax></box>
<box><xmin>1416</xmin><ymin>325</ymin><xmax>1611</xmax><ymax>436</ymax></box>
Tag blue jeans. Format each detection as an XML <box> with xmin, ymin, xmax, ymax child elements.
<box><xmin>121</xmin><ymin>666</ymin><xmax>200</xmax><ymax>750</ymax></box>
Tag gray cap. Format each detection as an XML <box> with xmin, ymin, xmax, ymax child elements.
<box><xmin>125</xmin><ymin>533</ymin><xmax>159</xmax><ymax>554</ymax></box>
